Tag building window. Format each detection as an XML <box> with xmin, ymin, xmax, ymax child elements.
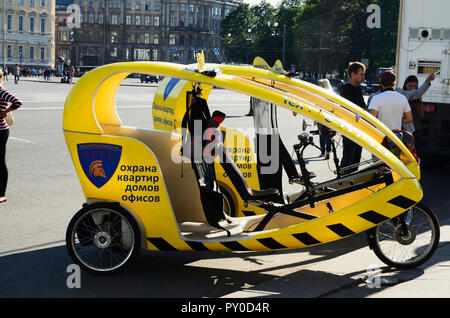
<box><xmin>40</xmin><ymin>18</ymin><xmax>46</xmax><ymax>34</ymax></box>
<box><xmin>188</xmin><ymin>16</ymin><xmax>193</xmax><ymax>25</ymax></box>
<box><xmin>111</xmin><ymin>47</ymin><xmax>117</xmax><ymax>57</ymax></box>
<box><xmin>29</xmin><ymin>0</ymin><xmax>35</xmax><ymax>6</ymax></box>
<box><xmin>152</xmin><ymin>49</ymin><xmax>158</xmax><ymax>61</ymax></box>
<box><xmin>18</xmin><ymin>16</ymin><xmax>24</xmax><ymax>32</ymax></box>
<box><xmin>40</xmin><ymin>47</ymin><xmax>45</xmax><ymax>60</ymax></box>
<box><xmin>170</xmin><ymin>3</ymin><xmax>175</xmax><ymax>11</ymax></box>
<box><xmin>169</xmin><ymin>16</ymin><xmax>174</xmax><ymax>27</ymax></box>
<box><xmin>145</xmin><ymin>2</ymin><xmax>150</xmax><ymax>11</ymax></box>
<box><xmin>126</xmin><ymin>1</ymin><xmax>131</xmax><ymax>9</ymax></box>
<box><xmin>144</xmin><ymin>33</ymin><xmax>150</xmax><ymax>44</ymax></box>
<box><xmin>110</xmin><ymin>0</ymin><xmax>120</xmax><ymax>9</ymax></box>
<box><xmin>136</xmin><ymin>15</ymin><xmax>141</xmax><ymax>25</ymax></box>
<box><xmin>88</xmin><ymin>0</ymin><xmax>93</xmax><ymax>8</ymax></box>
<box><xmin>154</xmin><ymin>16</ymin><xmax>159</xmax><ymax>26</ymax></box>
<box><xmin>98</xmin><ymin>14</ymin><xmax>104</xmax><ymax>24</ymax></box>
<box><xmin>136</xmin><ymin>2</ymin><xmax>141</xmax><ymax>10</ymax></box>
<box><xmin>154</xmin><ymin>2</ymin><xmax>159</xmax><ymax>11</ymax></box>
<box><xmin>180</xmin><ymin>4</ymin><xmax>184</xmax><ymax>12</ymax></box>
<box><xmin>7</xmin><ymin>15</ymin><xmax>12</xmax><ymax>31</ymax></box>
<box><xmin>144</xmin><ymin>16</ymin><xmax>150</xmax><ymax>26</ymax></box>
<box><xmin>40</xmin><ymin>0</ymin><xmax>45</xmax><ymax>8</ymax></box>
<box><xmin>189</xmin><ymin>5</ymin><xmax>193</xmax><ymax>13</ymax></box>
<box><xmin>111</xmin><ymin>31</ymin><xmax>118</xmax><ymax>43</ymax></box>
<box><xmin>99</xmin><ymin>0</ymin><xmax>104</xmax><ymax>8</ymax></box>
<box><xmin>29</xmin><ymin>46</ymin><xmax>35</xmax><ymax>60</ymax></box>
<box><xmin>134</xmin><ymin>48</ymin><xmax>150</xmax><ymax>61</ymax></box>
<box><xmin>7</xmin><ymin>45</ymin><xmax>12</xmax><ymax>59</ymax></box>
<box><xmin>180</xmin><ymin>15</ymin><xmax>184</xmax><ymax>26</ymax></box>
<box><xmin>126</xmin><ymin>15</ymin><xmax>131</xmax><ymax>25</ymax></box>
<box><xmin>153</xmin><ymin>34</ymin><xmax>159</xmax><ymax>44</ymax></box>
<box><xmin>169</xmin><ymin>34</ymin><xmax>176</xmax><ymax>45</ymax></box>
<box><xmin>18</xmin><ymin>0</ymin><xmax>24</xmax><ymax>5</ymax></box>
<box><xmin>111</xmin><ymin>14</ymin><xmax>118</xmax><ymax>24</ymax></box>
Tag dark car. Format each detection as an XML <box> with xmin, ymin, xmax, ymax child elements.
<box><xmin>328</xmin><ymin>78</ymin><xmax>344</xmax><ymax>94</ymax></box>
<box><xmin>304</xmin><ymin>78</ymin><xmax>318</xmax><ymax>85</ymax></box>
<box><xmin>366</xmin><ymin>81</ymin><xmax>380</xmax><ymax>95</ymax></box>
<box><xmin>140</xmin><ymin>74</ymin><xmax>159</xmax><ymax>83</ymax></box>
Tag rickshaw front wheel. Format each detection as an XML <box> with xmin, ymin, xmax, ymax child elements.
<box><xmin>66</xmin><ymin>202</ymin><xmax>141</xmax><ymax>275</ymax></box>
<box><xmin>367</xmin><ymin>202</ymin><xmax>440</xmax><ymax>269</ymax></box>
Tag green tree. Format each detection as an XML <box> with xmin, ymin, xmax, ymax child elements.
<box><xmin>220</xmin><ymin>3</ymin><xmax>254</xmax><ymax>63</ymax></box>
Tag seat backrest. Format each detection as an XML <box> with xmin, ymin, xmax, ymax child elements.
<box><xmin>102</xmin><ymin>124</ymin><xmax>208</xmax><ymax>223</ymax></box>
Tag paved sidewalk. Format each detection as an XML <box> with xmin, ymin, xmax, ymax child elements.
<box><xmin>221</xmin><ymin>219</ymin><xmax>450</xmax><ymax>298</ymax></box>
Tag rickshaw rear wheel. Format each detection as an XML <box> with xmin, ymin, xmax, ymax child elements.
<box><xmin>367</xmin><ymin>202</ymin><xmax>440</xmax><ymax>269</ymax></box>
<box><xmin>219</xmin><ymin>185</ymin><xmax>236</xmax><ymax>217</ymax></box>
<box><xmin>66</xmin><ymin>202</ymin><xmax>141</xmax><ymax>275</ymax></box>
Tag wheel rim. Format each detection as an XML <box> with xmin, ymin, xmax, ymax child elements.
<box><xmin>70</xmin><ymin>208</ymin><xmax>135</xmax><ymax>272</ymax></box>
<box><xmin>223</xmin><ymin>194</ymin><xmax>233</xmax><ymax>216</ymax></box>
<box><xmin>375</xmin><ymin>205</ymin><xmax>436</xmax><ymax>266</ymax></box>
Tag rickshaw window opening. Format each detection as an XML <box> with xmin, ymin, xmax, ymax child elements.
<box><xmin>253</xmin><ymin>165</ymin><xmax>393</xmax><ymax>232</ymax></box>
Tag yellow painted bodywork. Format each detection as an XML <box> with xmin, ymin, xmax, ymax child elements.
<box><xmin>63</xmin><ymin>60</ymin><xmax>423</xmax><ymax>252</ymax></box>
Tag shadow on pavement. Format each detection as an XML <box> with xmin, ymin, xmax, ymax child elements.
<box><xmin>0</xmin><ymin>232</ymin><xmax>368</xmax><ymax>298</ymax></box>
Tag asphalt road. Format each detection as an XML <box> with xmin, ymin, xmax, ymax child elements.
<box><xmin>0</xmin><ymin>77</ymin><xmax>448</xmax><ymax>300</ymax></box>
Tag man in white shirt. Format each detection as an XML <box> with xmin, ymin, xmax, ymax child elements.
<box><xmin>368</xmin><ymin>70</ymin><xmax>412</xmax><ymax>130</ymax></box>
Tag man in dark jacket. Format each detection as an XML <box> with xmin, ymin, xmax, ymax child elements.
<box><xmin>340</xmin><ymin>62</ymin><xmax>367</xmax><ymax>174</ymax></box>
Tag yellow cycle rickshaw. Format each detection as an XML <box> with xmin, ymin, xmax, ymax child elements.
<box><xmin>63</xmin><ymin>54</ymin><xmax>439</xmax><ymax>274</ymax></box>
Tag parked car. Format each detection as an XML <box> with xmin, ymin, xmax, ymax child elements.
<box><xmin>365</xmin><ymin>81</ymin><xmax>380</xmax><ymax>95</ymax></box>
<box><xmin>140</xmin><ymin>74</ymin><xmax>159</xmax><ymax>83</ymax></box>
<box><xmin>328</xmin><ymin>78</ymin><xmax>345</xmax><ymax>94</ymax></box>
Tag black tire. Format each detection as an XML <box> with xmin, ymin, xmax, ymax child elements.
<box><xmin>219</xmin><ymin>186</ymin><xmax>236</xmax><ymax>217</ymax></box>
<box><xmin>66</xmin><ymin>202</ymin><xmax>141</xmax><ymax>275</ymax></box>
<box><xmin>368</xmin><ymin>202</ymin><xmax>440</xmax><ymax>269</ymax></box>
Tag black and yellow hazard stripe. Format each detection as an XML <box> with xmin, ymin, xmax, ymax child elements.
<box><xmin>147</xmin><ymin>195</ymin><xmax>418</xmax><ymax>252</ymax></box>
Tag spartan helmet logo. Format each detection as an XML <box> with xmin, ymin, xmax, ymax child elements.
<box><xmin>89</xmin><ymin>160</ymin><xmax>107</xmax><ymax>178</ymax></box>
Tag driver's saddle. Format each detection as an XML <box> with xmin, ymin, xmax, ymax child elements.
<box><xmin>219</xmin><ymin>149</ymin><xmax>280</xmax><ymax>202</ymax></box>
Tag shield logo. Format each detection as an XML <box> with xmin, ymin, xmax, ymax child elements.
<box><xmin>77</xmin><ymin>143</ymin><xmax>122</xmax><ymax>188</ymax></box>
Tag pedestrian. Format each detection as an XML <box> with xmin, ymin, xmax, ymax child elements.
<box><xmin>13</xmin><ymin>64</ymin><xmax>20</xmax><ymax>84</ymax></box>
<box><xmin>68</xmin><ymin>65</ymin><xmax>75</xmax><ymax>84</ymax></box>
<box><xmin>367</xmin><ymin>72</ymin><xmax>434</xmax><ymax>105</ymax></box>
<box><xmin>339</xmin><ymin>62</ymin><xmax>367</xmax><ymax>174</ymax></box>
<box><xmin>401</xmin><ymin>75</ymin><xmax>426</xmax><ymax>141</ymax></box>
<box><xmin>0</xmin><ymin>69</ymin><xmax>23</xmax><ymax>203</ymax></box>
<box><xmin>368</xmin><ymin>70</ymin><xmax>412</xmax><ymax>131</ymax></box>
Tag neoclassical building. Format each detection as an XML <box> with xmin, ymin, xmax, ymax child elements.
<box><xmin>67</xmin><ymin>0</ymin><xmax>241</xmax><ymax>67</ymax></box>
<box><xmin>1</xmin><ymin>0</ymin><xmax>55</xmax><ymax>70</ymax></box>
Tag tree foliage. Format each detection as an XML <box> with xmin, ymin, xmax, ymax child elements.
<box><xmin>220</xmin><ymin>0</ymin><xmax>399</xmax><ymax>80</ymax></box>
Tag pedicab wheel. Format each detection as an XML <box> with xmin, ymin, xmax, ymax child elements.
<box><xmin>66</xmin><ymin>202</ymin><xmax>141</xmax><ymax>275</ymax></box>
<box><xmin>368</xmin><ymin>202</ymin><xmax>440</xmax><ymax>269</ymax></box>
<box><xmin>219</xmin><ymin>185</ymin><xmax>236</xmax><ymax>217</ymax></box>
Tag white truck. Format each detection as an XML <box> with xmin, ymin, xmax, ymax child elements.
<box><xmin>396</xmin><ymin>0</ymin><xmax>450</xmax><ymax>158</ymax></box>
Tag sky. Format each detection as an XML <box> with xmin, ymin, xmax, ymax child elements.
<box><xmin>243</xmin><ymin>0</ymin><xmax>281</xmax><ymax>7</ymax></box>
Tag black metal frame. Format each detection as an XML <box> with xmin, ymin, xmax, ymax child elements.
<box><xmin>252</xmin><ymin>130</ymin><xmax>395</xmax><ymax>232</ymax></box>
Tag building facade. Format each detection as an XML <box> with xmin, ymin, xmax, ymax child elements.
<box><xmin>1</xmin><ymin>0</ymin><xmax>55</xmax><ymax>71</ymax></box>
<box><xmin>67</xmin><ymin>0</ymin><xmax>241</xmax><ymax>67</ymax></box>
